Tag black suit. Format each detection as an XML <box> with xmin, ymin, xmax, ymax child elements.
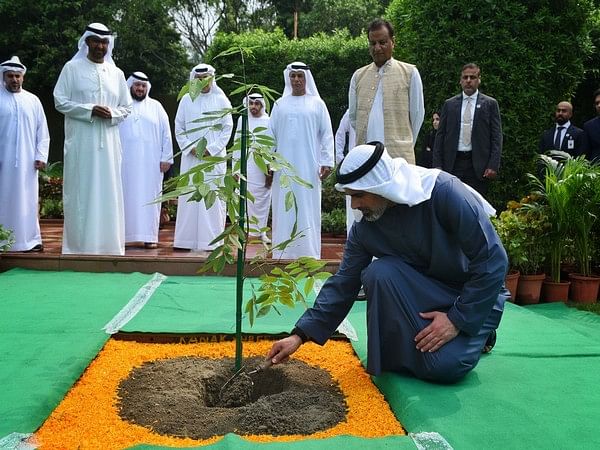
<box><xmin>433</xmin><ymin>92</ymin><xmax>502</xmax><ymax>195</ymax></box>
<box><xmin>539</xmin><ymin>123</ymin><xmax>588</xmax><ymax>157</ymax></box>
<box><xmin>584</xmin><ymin>116</ymin><xmax>600</xmax><ymax>161</ymax></box>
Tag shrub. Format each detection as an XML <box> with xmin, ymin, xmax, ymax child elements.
<box><xmin>491</xmin><ymin>195</ymin><xmax>551</xmax><ymax>275</ymax></box>
<box><xmin>321</xmin><ymin>208</ymin><xmax>347</xmax><ymax>235</ymax></box>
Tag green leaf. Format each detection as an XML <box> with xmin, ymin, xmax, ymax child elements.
<box><xmin>304</xmin><ymin>277</ymin><xmax>315</xmax><ymax>296</ymax></box>
<box><xmin>177</xmin><ymin>83</ymin><xmax>190</xmax><ymax>101</ymax></box>
<box><xmin>285</xmin><ymin>191</ymin><xmax>294</xmax><ymax>211</ymax></box>
<box><xmin>253</xmin><ymin>152</ymin><xmax>269</xmax><ymax>174</ymax></box>
<box><xmin>195</xmin><ymin>137</ymin><xmax>208</xmax><ymax>155</ymax></box>
<box><xmin>256</xmin><ymin>305</ymin><xmax>271</xmax><ymax>318</ymax></box>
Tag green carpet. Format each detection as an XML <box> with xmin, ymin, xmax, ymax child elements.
<box><xmin>0</xmin><ymin>268</ymin><xmax>153</xmax><ymax>437</ymax></box>
<box><xmin>121</xmin><ymin>276</ymin><xmax>310</xmax><ymax>335</ymax></box>
<box><xmin>2</xmin><ymin>269</ymin><xmax>600</xmax><ymax>449</ymax></box>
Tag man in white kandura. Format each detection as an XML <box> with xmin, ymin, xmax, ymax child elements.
<box><xmin>174</xmin><ymin>63</ymin><xmax>233</xmax><ymax>251</ymax></box>
<box><xmin>334</xmin><ymin>108</ymin><xmax>362</xmax><ymax>235</ymax></box>
<box><xmin>0</xmin><ymin>56</ymin><xmax>50</xmax><ymax>252</ymax></box>
<box><xmin>234</xmin><ymin>93</ymin><xmax>272</xmax><ymax>244</ymax></box>
<box><xmin>119</xmin><ymin>71</ymin><xmax>173</xmax><ymax>249</ymax></box>
<box><xmin>269</xmin><ymin>62</ymin><xmax>334</xmax><ymax>259</ymax></box>
<box><xmin>54</xmin><ymin>22</ymin><xmax>132</xmax><ymax>255</ymax></box>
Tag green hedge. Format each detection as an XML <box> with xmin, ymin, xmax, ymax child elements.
<box><xmin>387</xmin><ymin>0</ymin><xmax>595</xmax><ymax>209</ymax></box>
<box><xmin>204</xmin><ymin>28</ymin><xmax>370</xmax><ymax>127</ymax></box>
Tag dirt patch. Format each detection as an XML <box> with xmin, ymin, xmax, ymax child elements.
<box><xmin>117</xmin><ymin>356</ymin><xmax>347</xmax><ymax>439</ymax></box>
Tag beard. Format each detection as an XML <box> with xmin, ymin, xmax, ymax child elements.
<box><xmin>131</xmin><ymin>92</ymin><xmax>147</xmax><ymax>101</ymax></box>
<box><xmin>361</xmin><ymin>203</ymin><xmax>388</xmax><ymax>222</ymax></box>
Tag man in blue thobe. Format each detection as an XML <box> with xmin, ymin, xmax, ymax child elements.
<box><xmin>267</xmin><ymin>142</ymin><xmax>509</xmax><ymax>383</ymax></box>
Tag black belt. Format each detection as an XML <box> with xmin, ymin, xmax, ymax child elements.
<box><xmin>455</xmin><ymin>151</ymin><xmax>472</xmax><ymax>159</ymax></box>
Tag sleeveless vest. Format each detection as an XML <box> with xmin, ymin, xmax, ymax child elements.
<box><xmin>355</xmin><ymin>58</ymin><xmax>415</xmax><ymax>163</ymax></box>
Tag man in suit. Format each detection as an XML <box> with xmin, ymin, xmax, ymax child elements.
<box><xmin>584</xmin><ymin>89</ymin><xmax>600</xmax><ymax>161</ymax></box>
<box><xmin>539</xmin><ymin>101</ymin><xmax>588</xmax><ymax>157</ymax></box>
<box><xmin>433</xmin><ymin>63</ymin><xmax>502</xmax><ymax>196</ymax></box>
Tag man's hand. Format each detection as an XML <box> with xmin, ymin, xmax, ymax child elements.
<box><xmin>160</xmin><ymin>162</ymin><xmax>171</xmax><ymax>173</ymax></box>
<box><xmin>91</xmin><ymin>105</ymin><xmax>112</xmax><ymax>119</ymax></box>
<box><xmin>415</xmin><ymin>311</ymin><xmax>459</xmax><ymax>353</ymax></box>
<box><xmin>266</xmin><ymin>335</ymin><xmax>303</xmax><ymax>365</ymax></box>
<box><xmin>483</xmin><ymin>168</ymin><xmax>497</xmax><ymax>179</ymax></box>
<box><xmin>34</xmin><ymin>160</ymin><xmax>46</xmax><ymax>171</ymax></box>
<box><xmin>319</xmin><ymin>166</ymin><xmax>332</xmax><ymax>180</ymax></box>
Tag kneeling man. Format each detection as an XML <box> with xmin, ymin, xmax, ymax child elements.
<box><xmin>267</xmin><ymin>142</ymin><xmax>509</xmax><ymax>383</ymax></box>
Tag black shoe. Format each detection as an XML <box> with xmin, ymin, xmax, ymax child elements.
<box><xmin>482</xmin><ymin>330</ymin><xmax>497</xmax><ymax>354</ymax></box>
<box><xmin>24</xmin><ymin>244</ymin><xmax>43</xmax><ymax>253</ymax></box>
<box><xmin>356</xmin><ymin>287</ymin><xmax>367</xmax><ymax>301</ymax></box>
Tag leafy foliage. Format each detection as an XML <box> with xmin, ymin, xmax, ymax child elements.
<box><xmin>321</xmin><ymin>208</ymin><xmax>347</xmax><ymax>235</ymax></box>
<box><xmin>491</xmin><ymin>196</ymin><xmax>550</xmax><ymax>275</ymax></box>
<box><xmin>387</xmin><ymin>0</ymin><xmax>595</xmax><ymax>210</ymax></box>
<box><xmin>0</xmin><ymin>224</ymin><xmax>15</xmax><ymax>252</ymax></box>
<box><xmin>39</xmin><ymin>162</ymin><xmax>64</xmax><ymax>219</ymax></box>
<box><xmin>245</xmin><ymin>257</ymin><xmax>332</xmax><ymax>326</ymax></box>
<box><xmin>299</xmin><ymin>0</ymin><xmax>386</xmax><ymax>37</ymax></box>
<box><xmin>0</xmin><ymin>0</ymin><xmax>189</xmax><ymax>95</ymax></box>
<box><xmin>528</xmin><ymin>154</ymin><xmax>600</xmax><ymax>278</ymax></box>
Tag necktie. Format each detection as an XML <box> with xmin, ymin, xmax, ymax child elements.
<box><xmin>554</xmin><ymin>126</ymin><xmax>565</xmax><ymax>149</ymax></box>
<box><xmin>462</xmin><ymin>98</ymin><xmax>472</xmax><ymax>145</ymax></box>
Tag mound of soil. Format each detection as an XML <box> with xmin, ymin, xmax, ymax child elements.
<box><xmin>117</xmin><ymin>356</ymin><xmax>347</xmax><ymax>439</ymax></box>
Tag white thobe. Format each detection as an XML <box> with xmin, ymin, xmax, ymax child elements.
<box><xmin>0</xmin><ymin>88</ymin><xmax>50</xmax><ymax>251</ymax></box>
<box><xmin>174</xmin><ymin>91</ymin><xmax>233</xmax><ymax>250</ymax></box>
<box><xmin>234</xmin><ymin>114</ymin><xmax>272</xmax><ymax>236</ymax></box>
<box><xmin>119</xmin><ymin>97</ymin><xmax>173</xmax><ymax>243</ymax></box>
<box><xmin>269</xmin><ymin>94</ymin><xmax>334</xmax><ymax>259</ymax></box>
<box><xmin>54</xmin><ymin>58</ymin><xmax>132</xmax><ymax>255</ymax></box>
<box><xmin>334</xmin><ymin>110</ymin><xmax>361</xmax><ymax>236</ymax></box>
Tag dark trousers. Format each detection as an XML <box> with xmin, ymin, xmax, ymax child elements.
<box><xmin>361</xmin><ymin>256</ymin><xmax>502</xmax><ymax>383</ymax></box>
<box><xmin>452</xmin><ymin>152</ymin><xmax>488</xmax><ymax>196</ymax></box>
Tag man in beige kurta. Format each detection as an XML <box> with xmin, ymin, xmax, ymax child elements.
<box><xmin>349</xmin><ymin>18</ymin><xmax>424</xmax><ymax>163</ymax></box>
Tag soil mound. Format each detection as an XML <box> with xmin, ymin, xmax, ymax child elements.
<box><xmin>117</xmin><ymin>356</ymin><xmax>347</xmax><ymax>439</ymax></box>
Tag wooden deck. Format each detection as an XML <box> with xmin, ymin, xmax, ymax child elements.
<box><xmin>0</xmin><ymin>220</ymin><xmax>345</xmax><ymax>276</ymax></box>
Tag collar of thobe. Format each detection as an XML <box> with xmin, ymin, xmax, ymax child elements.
<box><xmin>70</xmin><ymin>23</ymin><xmax>116</xmax><ymax>65</ymax></box>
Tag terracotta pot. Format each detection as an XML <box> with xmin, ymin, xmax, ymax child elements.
<box><xmin>541</xmin><ymin>278</ymin><xmax>570</xmax><ymax>303</ymax></box>
<box><xmin>504</xmin><ymin>270</ymin><xmax>520</xmax><ymax>302</ymax></box>
<box><xmin>516</xmin><ymin>273</ymin><xmax>545</xmax><ymax>305</ymax></box>
<box><xmin>568</xmin><ymin>273</ymin><xmax>600</xmax><ymax>304</ymax></box>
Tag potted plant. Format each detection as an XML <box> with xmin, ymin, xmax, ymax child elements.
<box><xmin>492</xmin><ymin>196</ymin><xmax>550</xmax><ymax>304</ymax></box>
<box><xmin>561</xmin><ymin>157</ymin><xmax>600</xmax><ymax>302</ymax></box>
<box><xmin>527</xmin><ymin>153</ymin><xmax>574</xmax><ymax>303</ymax></box>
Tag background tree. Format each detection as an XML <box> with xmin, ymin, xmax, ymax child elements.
<box><xmin>0</xmin><ymin>0</ymin><xmax>189</xmax><ymax>95</ymax></box>
<box><xmin>387</xmin><ymin>0</ymin><xmax>595</xmax><ymax>209</ymax></box>
<box><xmin>300</xmin><ymin>0</ymin><xmax>387</xmax><ymax>37</ymax></box>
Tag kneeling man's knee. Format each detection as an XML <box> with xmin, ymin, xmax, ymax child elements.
<box><xmin>422</xmin><ymin>356</ymin><xmax>475</xmax><ymax>384</ymax></box>
<box><xmin>361</xmin><ymin>257</ymin><xmax>396</xmax><ymax>287</ymax></box>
